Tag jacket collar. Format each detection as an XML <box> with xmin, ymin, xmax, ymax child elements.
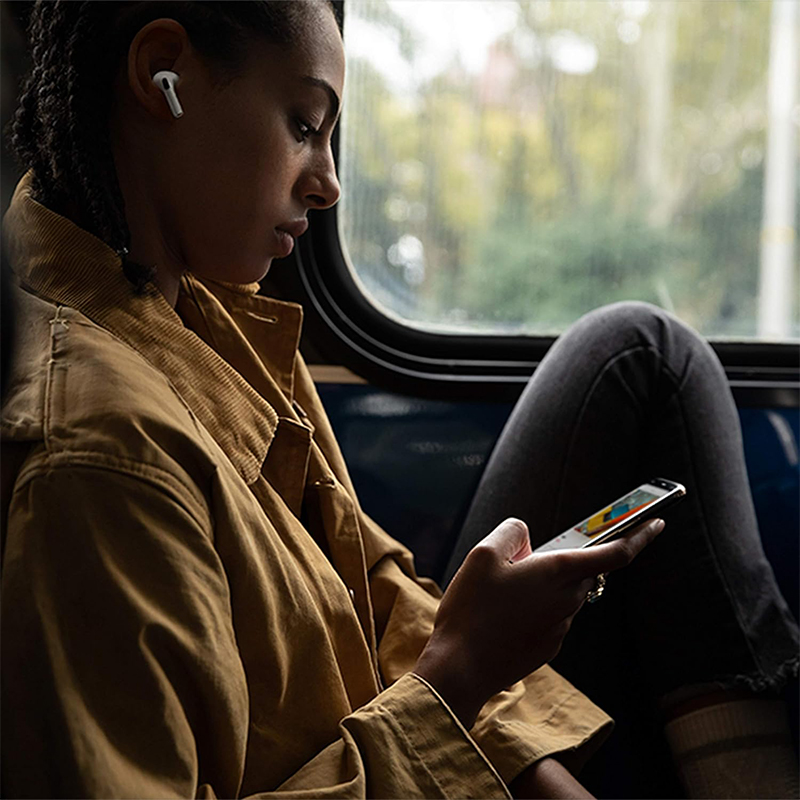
<box><xmin>2</xmin><ymin>171</ymin><xmax>303</xmax><ymax>485</ymax></box>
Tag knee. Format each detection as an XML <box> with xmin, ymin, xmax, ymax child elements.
<box><xmin>579</xmin><ymin>300</ymin><xmax>673</xmax><ymax>336</ymax></box>
<box><xmin>565</xmin><ymin>301</ymin><xmax>720</xmax><ymax>382</ymax></box>
<box><xmin>579</xmin><ymin>301</ymin><xmax>710</xmax><ymax>359</ymax></box>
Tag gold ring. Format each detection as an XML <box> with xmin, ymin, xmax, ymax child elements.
<box><xmin>586</xmin><ymin>573</ymin><xmax>607</xmax><ymax>604</ymax></box>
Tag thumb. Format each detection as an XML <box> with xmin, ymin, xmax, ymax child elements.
<box><xmin>479</xmin><ymin>517</ymin><xmax>532</xmax><ymax>562</ymax></box>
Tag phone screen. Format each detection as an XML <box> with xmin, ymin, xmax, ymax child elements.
<box><xmin>573</xmin><ymin>486</ymin><xmax>662</xmax><ymax>541</ymax></box>
<box><xmin>534</xmin><ymin>478</ymin><xmax>685</xmax><ymax>553</ymax></box>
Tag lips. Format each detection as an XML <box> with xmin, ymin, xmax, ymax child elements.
<box><xmin>273</xmin><ymin>219</ymin><xmax>309</xmax><ymax>259</ymax></box>
<box><xmin>276</xmin><ymin>219</ymin><xmax>309</xmax><ymax>239</ymax></box>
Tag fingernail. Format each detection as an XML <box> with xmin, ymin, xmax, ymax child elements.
<box><xmin>651</xmin><ymin>518</ymin><xmax>665</xmax><ymax>533</ymax></box>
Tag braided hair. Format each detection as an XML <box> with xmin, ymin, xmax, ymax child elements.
<box><xmin>7</xmin><ymin>0</ymin><xmax>341</xmax><ymax>293</ymax></box>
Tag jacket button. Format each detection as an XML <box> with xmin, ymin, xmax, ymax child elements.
<box><xmin>348</xmin><ymin>588</ymin><xmax>355</xmax><ymax>603</ymax></box>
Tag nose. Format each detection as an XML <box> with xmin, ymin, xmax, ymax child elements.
<box><xmin>302</xmin><ymin>146</ymin><xmax>341</xmax><ymax>211</ymax></box>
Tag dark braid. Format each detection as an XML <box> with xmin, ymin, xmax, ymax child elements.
<box><xmin>8</xmin><ymin>0</ymin><xmax>342</xmax><ymax>294</ymax></box>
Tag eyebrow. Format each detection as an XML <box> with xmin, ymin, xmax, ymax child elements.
<box><xmin>301</xmin><ymin>75</ymin><xmax>341</xmax><ymax>121</ymax></box>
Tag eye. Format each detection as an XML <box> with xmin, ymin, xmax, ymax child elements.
<box><xmin>295</xmin><ymin>118</ymin><xmax>320</xmax><ymax>142</ymax></box>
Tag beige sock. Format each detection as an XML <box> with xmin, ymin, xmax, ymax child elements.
<box><xmin>664</xmin><ymin>697</ymin><xmax>799</xmax><ymax>799</ymax></box>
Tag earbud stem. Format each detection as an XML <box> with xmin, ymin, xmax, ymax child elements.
<box><xmin>152</xmin><ymin>70</ymin><xmax>184</xmax><ymax>119</ymax></box>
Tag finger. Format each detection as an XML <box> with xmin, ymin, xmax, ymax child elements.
<box><xmin>477</xmin><ymin>517</ymin><xmax>531</xmax><ymax>563</ymax></box>
<box><xmin>510</xmin><ymin>530</ymin><xmax>534</xmax><ymax>563</ymax></box>
<box><xmin>564</xmin><ymin>518</ymin><xmax>665</xmax><ymax>577</ymax></box>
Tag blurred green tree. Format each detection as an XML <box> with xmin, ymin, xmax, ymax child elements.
<box><xmin>339</xmin><ymin>0</ymin><xmax>786</xmax><ymax>338</ymax></box>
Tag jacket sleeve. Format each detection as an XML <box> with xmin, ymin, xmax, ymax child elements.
<box><xmin>361</xmin><ymin>514</ymin><xmax>614</xmax><ymax>785</ymax></box>
<box><xmin>296</xmin><ymin>358</ymin><xmax>613</xmax><ymax>783</ymax></box>
<box><xmin>2</xmin><ymin>458</ymin><xmax>511</xmax><ymax>800</ymax></box>
<box><xmin>291</xmin><ymin>359</ymin><xmax>613</xmax><ymax>787</ymax></box>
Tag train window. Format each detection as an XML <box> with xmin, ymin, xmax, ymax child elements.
<box><xmin>338</xmin><ymin>0</ymin><xmax>798</xmax><ymax>342</ymax></box>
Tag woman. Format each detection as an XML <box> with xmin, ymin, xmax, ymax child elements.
<box><xmin>1</xmin><ymin>2</ymin><xmax>797</xmax><ymax>798</ymax></box>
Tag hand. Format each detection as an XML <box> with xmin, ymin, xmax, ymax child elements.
<box><xmin>414</xmin><ymin>516</ymin><xmax>664</xmax><ymax>729</ymax></box>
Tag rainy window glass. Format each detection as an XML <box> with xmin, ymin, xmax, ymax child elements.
<box><xmin>338</xmin><ymin>0</ymin><xmax>799</xmax><ymax>340</ymax></box>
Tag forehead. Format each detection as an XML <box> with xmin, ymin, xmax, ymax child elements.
<box><xmin>256</xmin><ymin>3</ymin><xmax>345</xmax><ymax>97</ymax></box>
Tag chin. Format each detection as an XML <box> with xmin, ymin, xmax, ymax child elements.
<box><xmin>194</xmin><ymin>259</ymin><xmax>272</xmax><ymax>287</ymax></box>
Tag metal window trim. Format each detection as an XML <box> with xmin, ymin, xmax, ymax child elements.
<box><xmin>289</xmin><ymin>203</ymin><xmax>799</xmax><ymax>408</ymax></box>
<box><xmin>289</xmin><ymin>10</ymin><xmax>799</xmax><ymax>408</ymax></box>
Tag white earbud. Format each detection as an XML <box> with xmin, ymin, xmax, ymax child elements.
<box><xmin>152</xmin><ymin>70</ymin><xmax>184</xmax><ymax>118</ymax></box>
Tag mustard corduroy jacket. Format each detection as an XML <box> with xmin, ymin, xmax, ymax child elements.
<box><xmin>1</xmin><ymin>172</ymin><xmax>612</xmax><ymax>799</ymax></box>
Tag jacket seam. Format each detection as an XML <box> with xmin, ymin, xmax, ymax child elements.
<box><xmin>42</xmin><ymin>305</ymin><xmax>62</xmax><ymax>455</ymax></box>
<box><xmin>29</xmin><ymin>298</ymin><xmax>238</xmax><ymax>477</ymax></box>
<box><xmin>14</xmin><ymin>451</ymin><xmax>212</xmax><ymax>534</ymax></box>
<box><xmin>405</xmin><ymin>674</ymin><xmax>511</xmax><ymax>796</ymax></box>
<box><xmin>367</xmin><ymin>703</ymin><xmax>471</xmax><ymax>797</ymax></box>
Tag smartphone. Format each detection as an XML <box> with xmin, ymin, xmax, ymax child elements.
<box><xmin>534</xmin><ymin>478</ymin><xmax>686</xmax><ymax>553</ymax></box>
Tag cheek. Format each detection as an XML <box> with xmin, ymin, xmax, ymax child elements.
<box><xmin>171</xmin><ymin>107</ymin><xmax>297</xmax><ymax>274</ymax></box>
<box><xmin>207</xmin><ymin>123</ymin><xmax>295</xmax><ymax>217</ymax></box>
<box><xmin>179</xmin><ymin>161</ymin><xmax>293</xmax><ymax>280</ymax></box>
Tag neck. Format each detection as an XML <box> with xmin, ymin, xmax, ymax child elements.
<box><xmin>119</xmin><ymin>210</ymin><xmax>185</xmax><ymax>309</ymax></box>
<box><xmin>117</xmin><ymin>169</ymin><xmax>185</xmax><ymax>307</ymax></box>
<box><xmin>111</xmin><ymin>131</ymin><xmax>186</xmax><ymax>308</ymax></box>
<box><xmin>151</xmin><ymin>265</ymin><xmax>183</xmax><ymax>308</ymax></box>
<box><xmin>60</xmin><ymin>201</ymin><xmax>181</xmax><ymax>302</ymax></box>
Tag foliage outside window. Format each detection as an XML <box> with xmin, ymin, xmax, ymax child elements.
<box><xmin>338</xmin><ymin>0</ymin><xmax>799</xmax><ymax>340</ymax></box>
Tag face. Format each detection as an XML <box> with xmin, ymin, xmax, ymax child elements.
<box><xmin>122</xmin><ymin>3</ymin><xmax>345</xmax><ymax>286</ymax></box>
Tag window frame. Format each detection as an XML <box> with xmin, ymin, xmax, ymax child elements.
<box><xmin>286</xmin><ymin>3</ymin><xmax>799</xmax><ymax>409</ymax></box>
<box><xmin>290</xmin><ymin>189</ymin><xmax>798</xmax><ymax>408</ymax></box>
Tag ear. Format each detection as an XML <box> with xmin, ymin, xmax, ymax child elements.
<box><xmin>126</xmin><ymin>18</ymin><xmax>191</xmax><ymax>121</ymax></box>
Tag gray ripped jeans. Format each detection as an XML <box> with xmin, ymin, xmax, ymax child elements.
<box><xmin>444</xmin><ymin>301</ymin><xmax>799</xmax><ymax>795</ymax></box>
